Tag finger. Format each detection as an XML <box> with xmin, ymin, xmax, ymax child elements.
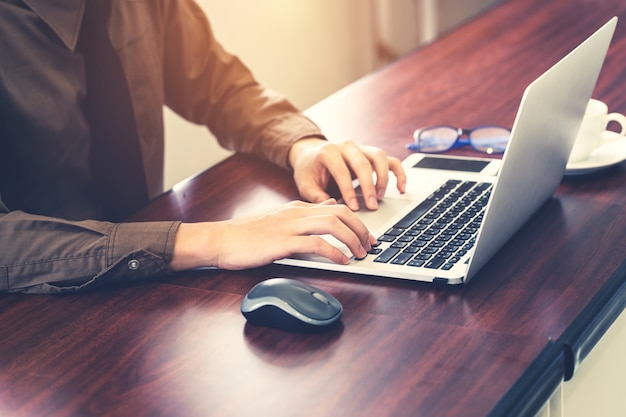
<box><xmin>318</xmin><ymin>198</ymin><xmax>338</xmax><ymax>206</ymax></box>
<box><xmin>317</xmin><ymin>203</ymin><xmax>373</xmax><ymax>250</ymax></box>
<box><xmin>293</xmin><ymin>164</ymin><xmax>333</xmax><ymax>204</ymax></box>
<box><xmin>281</xmin><ymin>198</ymin><xmax>336</xmax><ymax>211</ymax></box>
<box><xmin>287</xmin><ymin>202</ymin><xmax>372</xmax><ymax>252</ymax></box>
<box><xmin>298</xmin><ymin>178</ymin><xmax>333</xmax><ymax>204</ymax></box>
<box><xmin>362</xmin><ymin>147</ymin><xmax>391</xmax><ymax>201</ymax></box>
<box><xmin>341</xmin><ymin>143</ymin><xmax>380</xmax><ymax>210</ymax></box>
<box><xmin>290</xmin><ymin>236</ymin><xmax>351</xmax><ymax>265</ymax></box>
<box><xmin>295</xmin><ymin>213</ymin><xmax>368</xmax><ymax>259</ymax></box>
<box><xmin>337</xmin><ymin>205</ymin><xmax>373</xmax><ymax>250</ymax></box>
<box><xmin>388</xmin><ymin>157</ymin><xmax>407</xmax><ymax>193</ymax></box>
<box><xmin>319</xmin><ymin>145</ymin><xmax>360</xmax><ymax>211</ymax></box>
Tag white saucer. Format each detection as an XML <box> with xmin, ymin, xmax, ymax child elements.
<box><xmin>565</xmin><ymin>132</ymin><xmax>626</xmax><ymax>176</ymax></box>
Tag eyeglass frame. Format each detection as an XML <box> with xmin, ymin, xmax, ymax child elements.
<box><xmin>407</xmin><ymin>125</ymin><xmax>511</xmax><ymax>154</ymax></box>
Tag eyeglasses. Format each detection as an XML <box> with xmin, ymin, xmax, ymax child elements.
<box><xmin>407</xmin><ymin>125</ymin><xmax>511</xmax><ymax>154</ymax></box>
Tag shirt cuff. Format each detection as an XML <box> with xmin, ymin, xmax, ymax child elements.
<box><xmin>259</xmin><ymin>114</ymin><xmax>326</xmax><ymax>170</ymax></box>
<box><xmin>14</xmin><ymin>220</ymin><xmax>182</xmax><ymax>294</ymax></box>
<box><xmin>109</xmin><ymin>221</ymin><xmax>180</xmax><ymax>267</ymax></box>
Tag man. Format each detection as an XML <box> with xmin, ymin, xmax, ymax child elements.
<box><xmin>0</xmin><ymin>0</ymin><xmax>406</xmax><ymax>293</ymax></box>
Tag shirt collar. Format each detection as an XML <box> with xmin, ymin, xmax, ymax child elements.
<box><xmin>22</xmin><ymin>0</ymin><xmax>84</xmax><ymax>51</ymax></box>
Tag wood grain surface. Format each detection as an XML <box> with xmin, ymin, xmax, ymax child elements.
<box><xmin>2</xmin><ymin>0</ymin><xmax>625</xmax><ymax>416</ymax></box>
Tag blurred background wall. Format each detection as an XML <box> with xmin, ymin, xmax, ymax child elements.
<box><xmin>163</xmin><ymin>0</ymin><xmax>501</xmax><ymax>189</ymax></box>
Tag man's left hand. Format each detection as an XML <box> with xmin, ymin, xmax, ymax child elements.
<box><xmin>288</xmin><ymin>137</ymin><xmax>407</xmax><ymax>211</ymax></box>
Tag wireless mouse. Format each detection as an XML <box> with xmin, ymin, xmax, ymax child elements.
<box><xmin>241</xmin><ymin>278</ymin><xmax>343</xmax><ymax>332</ymax></box>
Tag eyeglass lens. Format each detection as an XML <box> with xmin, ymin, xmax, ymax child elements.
<box><xmin>413</xmin><ymin>126</ymin><xmax>510</xmax><ymax>154</ymax></box>
<box><xmin>469</xmin><ymin>126</ymin><xmax>509</xmax><ymax>154</ymax></box>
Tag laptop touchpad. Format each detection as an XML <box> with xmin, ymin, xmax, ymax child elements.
<box><xmin>352</xmin><ymin>195</ymin><xmax>412</xmax><ymax>233</ymax></box>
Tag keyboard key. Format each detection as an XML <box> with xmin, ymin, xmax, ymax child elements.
<box><xmin>475</xmin><ymin>182</ymin><xmax>492</xmax><ymax>191</ymax></box>
<box><xmin>410</xmin><ymin>239</ymin><xmax>428</xmax><ymax>248</ymax></box>
<box><xmin>425</xmin><ymin>257</ymin><xmax>446</xmax><ymax>269</ymax></box>
<box><xmin>394</xmin><ymin>199</ymin><xmax>437</xmax><ymax>229</ymax></box>
<box><xmin>456</xmin><ymin>181</ymin><xmax>477</xmax><ymax>192</ymax></box>
<box><xmin>374</xmin><ymin>248</ymin><xmax>400</xmax><ymax>263</ymax></box>
<box><xmin>392</xmin><ymin>252</ymin><xmax>413</xmax><ymax>265</ymax></box>
<box><xmin>408</xmin><ymin>259</ymin><xmax>426</xmax><ymax>267</ymax></box>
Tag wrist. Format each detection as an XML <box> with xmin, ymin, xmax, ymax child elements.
<box><xmin>169</xmin><ymin>222</ymin><xmax>219</xmax><ymax>271</ymax></box>
<box><xmin>288</xmin><ymin>135</ymin><xmax>326</xmax><ymax>170</ymax></box>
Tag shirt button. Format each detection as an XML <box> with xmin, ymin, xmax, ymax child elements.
<box><xmin>127</xmin><ymin>259</ymin><xmax>141</xmax><ymax>271</ymax></box>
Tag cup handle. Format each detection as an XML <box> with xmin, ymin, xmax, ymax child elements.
<box><xmin>605</xmin><ymin>112</ymin><xmax>626</xmax><ymax>141</ymax></box>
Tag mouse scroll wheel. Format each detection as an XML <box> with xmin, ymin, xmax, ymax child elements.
<box><xmin>311</xmin><ymin>292</ymin><xmax>331</xmax><ymax>305</ymax></box>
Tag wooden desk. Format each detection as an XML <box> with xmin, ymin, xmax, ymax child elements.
<box><xmin>1</xmin><ymin>0</ymin><xmax>625</xmax><ymax>416</ymax></box>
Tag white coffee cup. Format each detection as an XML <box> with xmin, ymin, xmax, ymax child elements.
<box><xmin>569</xmin><ymin>99</ymin><xmax>626</xmax><ymax>163</ymax></box>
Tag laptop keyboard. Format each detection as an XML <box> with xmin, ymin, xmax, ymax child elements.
<box><xmin>369</xmin><ymin>180</ymin><xmax>492</xmax><ymax>270</ymax></box>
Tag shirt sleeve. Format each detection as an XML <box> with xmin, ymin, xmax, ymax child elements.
<box><xmin>161</xmin><ymin>0</ymin><xmax>325</xmax><ymax>170</ymax></box>
<box><xmin>0</xmin><ymin>199</ymin><xmax>181</xmax><ymax>294</ymax></box>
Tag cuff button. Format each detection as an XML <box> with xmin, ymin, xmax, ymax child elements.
<box><xmin>127</xmin><ymin>259</ymin><xmax>141</xmax><ymax>271</ymax></box>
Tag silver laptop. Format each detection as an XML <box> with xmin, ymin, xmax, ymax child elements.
<box><xmin>278</xmin><ymin>17</ymin><xmax>617</xmax><ymax>285</ymax></box>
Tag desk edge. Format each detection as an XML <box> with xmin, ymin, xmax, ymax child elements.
<box><xmin>559</xmin><ymin>259</ymin><xmax>626</xmax><ymax>380</ymax></box>
<box><xmin>487</xmin><ymin>341</ymin><xmax>564</xmax><ymax>417</ymax></box>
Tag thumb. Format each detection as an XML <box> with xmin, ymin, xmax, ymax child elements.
<box><xmin>305</xmin><ymin>188</ymin><xmax>333</xmax><ymax>204</ymax></box>
<box><xmin>297</xmin><ymin>177</ymin><xmax>332</xmax><ymax>204</ymax></box>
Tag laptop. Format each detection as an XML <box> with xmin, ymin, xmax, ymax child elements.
<box><xmin>278</xmin><ymin>17</ymin><xmax>617</xmax><ymax>285</ymax></box>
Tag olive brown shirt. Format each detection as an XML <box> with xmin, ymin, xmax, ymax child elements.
<box><xmin>0</xmin><ymin>0</ymin><xmax>323</xmax><ymax>292</ymax></box>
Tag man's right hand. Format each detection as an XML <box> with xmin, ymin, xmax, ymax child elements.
<box><xmin>168</xmin><ymin>199</ymin><xmax>375</xmax><ymax>272</ymax></box>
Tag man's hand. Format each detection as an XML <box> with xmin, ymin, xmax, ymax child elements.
<box><xmin>169</xmin><ymin>199</ymin><xmax>376</xmax><ymax>271</ymax></box>
<box><xmin>288</xmin><ymin>138</ymin><xmax>407</xmax><ymax>211</ymax></box>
